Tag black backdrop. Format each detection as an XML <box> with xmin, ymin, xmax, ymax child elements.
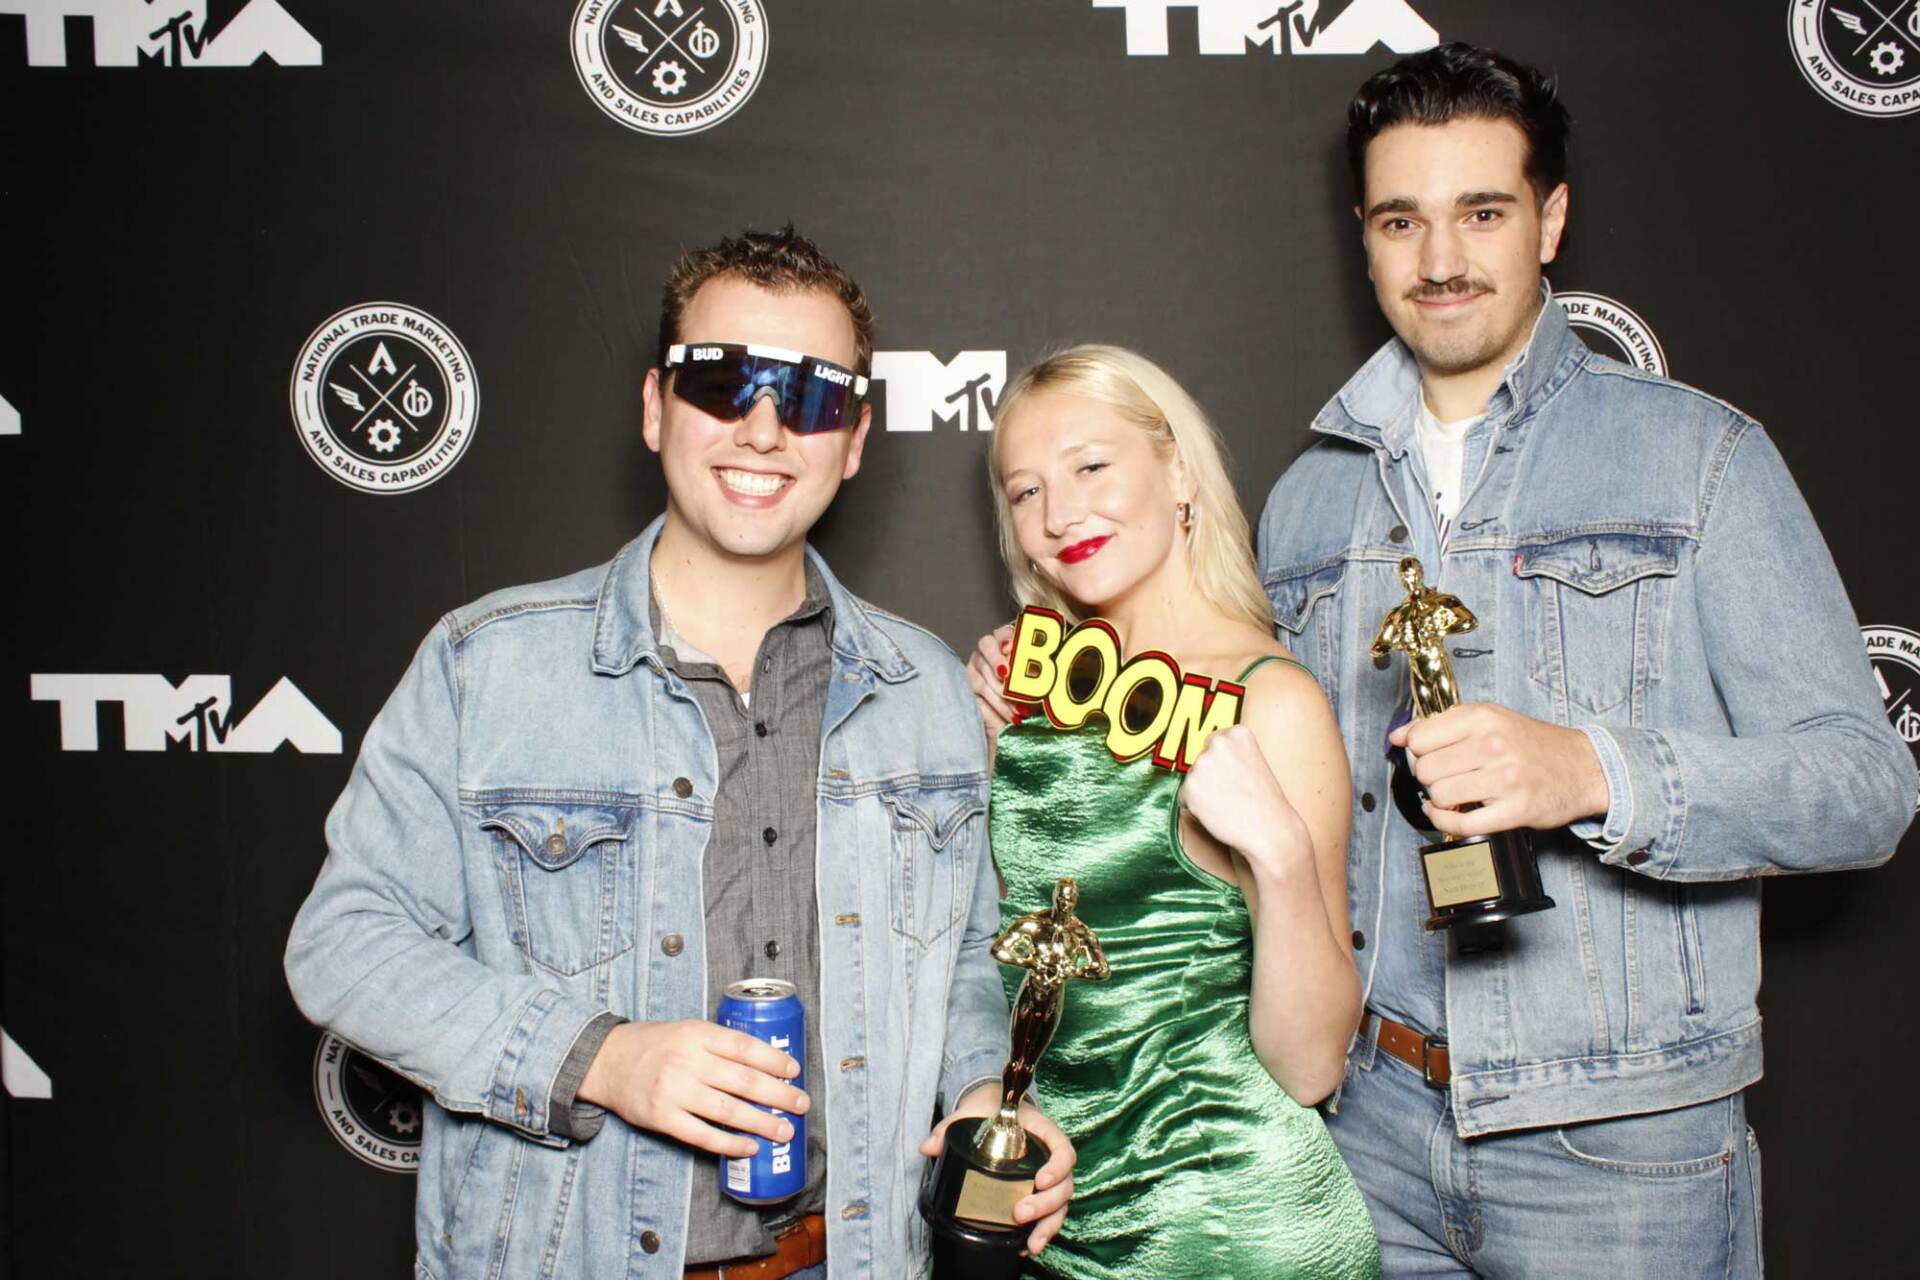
<box><xmin>5</xmin><ymin>2</ymin><xmax>1918</xmax><ymax>1275</ymax></box>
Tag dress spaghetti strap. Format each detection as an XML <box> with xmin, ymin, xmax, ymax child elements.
<box><xmin>1236</xmin><ymin>653</ymin><xmax>1313</xmax><ymax>683</ymax></box>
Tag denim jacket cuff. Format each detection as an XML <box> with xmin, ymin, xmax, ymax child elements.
<box><xmin>1590</xmin><ymin>725</ymin><xmax>1687</xmax><ymax>876</ymax></box>
<box><xmin>546</xmin><ymin>1010</ymin><xmax>624</xmax><ymax>1142</ymax></box>
<box><xmin>941</xmin><ymin>1047</ymin><xmax>1009</xmax><ymax>1117</ymax></box>
<box><xmin>1571</xmin><ymin>725</ymin><xmax>1633</xmax><ymax>850</ymax></box>
<box><xmin>487</xmin><ymin>986</ymin><xmax>612</xmax><ymax>1144</ymax></box>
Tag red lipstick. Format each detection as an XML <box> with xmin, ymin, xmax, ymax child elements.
<box><xmin>1058</xmin><ymin>535</ymin><xmax>1112</xmax><ymax>565</ymax></box>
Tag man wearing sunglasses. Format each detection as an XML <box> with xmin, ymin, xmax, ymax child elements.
<box><xmin>288</xmin><ymin>227</ymin><xmax>1073</xmax><ymax>1280</ymax></box>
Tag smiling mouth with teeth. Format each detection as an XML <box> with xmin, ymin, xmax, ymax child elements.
<box><xmin>716</xmin><ymin>467</ymin><xmax>792</xmax><ymax>497</ymax></box>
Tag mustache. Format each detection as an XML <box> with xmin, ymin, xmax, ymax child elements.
<box><xmin>1406</xmin><ymin>278</ymin><xmax>1495</xmax><ymax>302</ymax></box>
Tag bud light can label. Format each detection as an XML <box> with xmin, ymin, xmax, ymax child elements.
<box><xmin>717</xmin><ymin>978</ymin><xmax>806</xmax><ymax>1204</ymax></box>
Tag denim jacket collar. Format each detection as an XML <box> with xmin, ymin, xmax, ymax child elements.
<box><xmin>590</xmin><ymin>515</ymin><xmax>917</xmax><ymax>684</ymax></box>
<box><xmin>1313</xmin><ymin>281</ymin><xmax>1583</xmax><ymax>456</ymax></box>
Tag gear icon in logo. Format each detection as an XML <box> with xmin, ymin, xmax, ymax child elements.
<box><xmin>1870</xmin><ymin>41</ymin><xmax>1906</xmax><ymax>77</ymax></box>
<box><xmin>368</xmin><ymin>419</ymin><xmax>402</xmax><ymax>453</ymax></box>
<box><xmin>387</xmin><ymin>1101</ymin><xmax>420</xmax><ymax>1136</ymax></box>
<box><xmin>652</xmin><ymin>59</ymin><xmax>687</xmax><ymax>95</ymax></box>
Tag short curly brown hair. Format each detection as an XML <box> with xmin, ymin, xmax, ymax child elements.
<box><xmin>656</xmin><ymin>225</ymin><xmax>876</xmax><ymax>376</ymax></box>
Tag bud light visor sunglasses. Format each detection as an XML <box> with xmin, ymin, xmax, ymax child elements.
<box><xmin>664</xmin><ymin>343</ymin><xmax>870</xmax><ymax>435</ymax></box>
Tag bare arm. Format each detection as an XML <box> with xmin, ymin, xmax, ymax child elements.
<box><xmin>1180</xmin><ymin>665</ymin><xmax>1360</xmax><ymax>1104</ymax></box>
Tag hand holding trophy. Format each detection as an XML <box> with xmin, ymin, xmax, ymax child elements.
<box><xmin>921</xmin><ymin>877</ymin><xmax>1109</xmax><ymax>1278</ymax></box>
<box><xmin>1374</xmin><ymin>557</ymin><xmax>1555</xmax><ymax>932</ymax></box>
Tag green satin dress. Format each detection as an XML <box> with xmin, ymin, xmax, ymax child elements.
<box><xmin>992</xmin><ymin>658</ymin><xmax>1381</xmax><ymax>1280</ymax></box>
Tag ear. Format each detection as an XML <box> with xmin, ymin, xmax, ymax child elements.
<box><xmin>840</xmin><ymin>400</ymin><xmax>873</xmax><ymax>481</ymax></box>
<box><xmin>1538</xmin><ymin>182</ymin><xmax>1570</xmax><ymax>265</ymax></box>
<box><xmin>642</xmin><ymin>367</ymin><xmax>665</xmax><ymax>455</ymax></box>
<box><xmin>1168</xmin><ymin>446</ymin><xmax>1195</xmax><ymax>504</ymax></box>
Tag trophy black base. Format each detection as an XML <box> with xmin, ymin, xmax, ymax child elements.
<box><xmin>920</xmin><ymin>1116</ymin><xmax>1047</xmax><ymax>1280</ymax></box>
<box><xmin>1421</xmin><ymin>829</ymin><xmax>1555</xmax><ymax>932</ymax></box>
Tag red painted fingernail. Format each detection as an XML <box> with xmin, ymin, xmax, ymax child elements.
<box><xmin>996</xmin><ymin>664</ymin><xmax>1008</xmax><ymax>679</ymax></box>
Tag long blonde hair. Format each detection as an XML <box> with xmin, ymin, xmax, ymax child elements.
<box><xmin>988</xmin><ymin>344</ymin><xmax>1272</xmax><ymax>630</ymax></box>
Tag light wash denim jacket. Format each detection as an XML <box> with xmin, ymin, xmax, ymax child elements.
<box><xmin>286</xmin><ymin>518</ymin><xmax>1007</xmax><ymax>1279</ymax></box>
<box><xmin>1258</xmin><ymin>298</ymin><xmax>1915</xmax><ymax>1137</ymax></box>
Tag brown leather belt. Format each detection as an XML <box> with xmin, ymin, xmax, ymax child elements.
<box><xmin>683</xmin><ymin>1215</ymin><xmax>826</xmax><ymax>1280</ymax></box>
<box><xmin>1363</xmin><ymin>1010</ymin><xmax>1451</xmax><ymax>1088</ymax></box>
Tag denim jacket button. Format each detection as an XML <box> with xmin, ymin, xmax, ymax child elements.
<box><xmin>542</xmin><ymin>833</ymin><xmax>566</xmax><ymax>857</ymax></box>
<box><xmin>661</xmin><ymin>933</ymin><xmax>684</xmax><ymax>956</ymax></box>
<box><xmin>1352</xmin><ymin>930</ymin><xmax>1366</xmax><ymax>950</ymax></box>
<box><xmin>1626</xmin><ymin>847</ymin><xmax>1652</xmax><ymax>866</ymax></box>
<box><xmin>1389</xmin><ymin>524</ymin><xmax>1409</xmax><ymax>543</ymax></box>
<box><xmin>640</xmin><ymin>1230</ymin><xmax>661</xmax><ymax>1253</ymax></box>
<box><xmin>1360</xmin><ymin>792</ymin><xmax>1376</xmax><ymax>812</ymax></box>
<box><xmin>673</xmin><ymin>777</ymin><xmax>693</xmax><ymax>799</ymax></box>
<box><xmin>765</xmin><ymin>939</ymin><xmax>782</xmax><ymax>959</ymax></box>
<box><xmin>1373</xmin><ymin>652</ymin><xmax>1392</xmax><ymax>670</ymax></box>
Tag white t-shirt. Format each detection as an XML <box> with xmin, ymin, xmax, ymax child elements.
<box><xmin>1415</xmin><ymin>395</ymin><xmax>1485</xmax><ymax>535</ymax></box>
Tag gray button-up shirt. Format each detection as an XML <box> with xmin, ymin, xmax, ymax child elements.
<box><xmin>658</xmin><ymin>566</ymin><xmax>832</xmax><ymax>1267</ymax></box>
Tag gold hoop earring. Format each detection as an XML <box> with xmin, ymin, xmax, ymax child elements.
<box><xmin>1177</xmin><ymin>501</ymin><xmax>1194</xmax><ymax>528</ymax></box>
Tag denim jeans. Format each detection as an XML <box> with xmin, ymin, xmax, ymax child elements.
<box><xmin>1326</xmin><ymin>1035</ymin><xmax>1762</xmax><ymax>1278</ymax></box>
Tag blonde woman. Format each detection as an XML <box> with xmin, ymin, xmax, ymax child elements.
<box><xmin>961</xmin><ymin>346</ymin><xmax>1379</xmax><ymax>1278</ymax></box>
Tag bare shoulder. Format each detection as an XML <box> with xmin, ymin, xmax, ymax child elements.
<box><xmin>1236</xmin><ymin>660</ymin><xmax>1344</xmax><ymax>759</ymax></box>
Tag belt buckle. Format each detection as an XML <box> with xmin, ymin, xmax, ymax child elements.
<box><xmin>1421</xmin><ymin>1036</ymin><xmax>1449</xmax><ymax>1088</ymax></box>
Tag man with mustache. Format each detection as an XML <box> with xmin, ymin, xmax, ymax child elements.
<box><xmin>1258</xmin><ymin>44</ymin><xmax>1913</xmax><ymax>1276</ymax></box>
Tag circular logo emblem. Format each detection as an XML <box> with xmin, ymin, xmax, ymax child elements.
<box><xmin>1790</xmin><ymin>0</ymin><xmax>1920</xmax><ymax>117</ymax></box>
<box><xmin>1556</xmin><ymin>292</ymin><xmax>1668</xmax><ymax>377</ymax></box>
<box><xmin>1864</xmin><ymin>625</ymin><xmax>1920</xmax><ymax>808</ymax></box>
<box><xmin>312</xmin><ymin>1032</ymin><xmax>424</xmax><ymax>1173</ymax></box>
<box><xmin>570</xmin><ymin>0</ymin><xmax>770</xmax><ymax>137</ymax></box>
<box><xmin>291</xmin><ymin>303</ymin><xmax>478</xmax><ymax>495</ymax></box>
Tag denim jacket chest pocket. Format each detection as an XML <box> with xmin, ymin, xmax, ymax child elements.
<box><xmin>881</xmin><ymin>784</ymin><xmax>984</xmax><ymax>950</ymax></box>
<box><xmin>1516</xmin><ymin>532</ymin><xmax>1684</xmax><ymax>721</ymax></box>
<box><xmin>474</xmin><ymin>797</ymin><xmax>638</xmax><ymax>978</ymax></box>
<box><xmin>1265</xmin><ymin>557</ymin><xmax>1346</xmax><ymax>704</ymax></box>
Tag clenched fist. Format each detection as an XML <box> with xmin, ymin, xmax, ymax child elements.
<box><xmin>1179</xmin><ymin>724</ymin><xmax>1316</xmax><ymax>884</ymax></box>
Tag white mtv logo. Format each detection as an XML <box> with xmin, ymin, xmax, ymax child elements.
<box><xmin>31</xmin><ymin>673</ymin><xmax>342</xmax><ymax>753</ymax></box>
<box><xmin>0</xmin><ymin>0</ymin><xmax>321</xmax><ymax>67</ymax></box>
<box><xmin>870</xmin><ymin>351</ymin><xmax>1006</xmax><ymax>433</ymax></box>
<box><xmin>0</xmin><ymin>390</ymin><xmax>17</xmax><ymax>436</ymax></box>
<box><xmin>1093</xmin><ymin>0</ymin><xmax>1436</xmax><ymax>56</ymax></box>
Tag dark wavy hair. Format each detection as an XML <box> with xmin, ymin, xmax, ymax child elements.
<box><xmin>656</xmin><ymin>225</ymin><xmax>875</xmax><ymax>375</ymax></box>
<box><xmin>1347</xmin><ymin>43</ymin><xmax>1571</xmax><ymax>203</ymax></box>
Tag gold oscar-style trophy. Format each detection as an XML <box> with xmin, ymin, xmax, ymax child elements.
<box><xmin>920</xmin><ymin>877</ymin><xmax>1109</xmax><ymax>1279</ymax></box>
<box><xmin>1374</xmin><ymin>557</ymin><xmax>1555</xmax><ymax>931</ymax></box>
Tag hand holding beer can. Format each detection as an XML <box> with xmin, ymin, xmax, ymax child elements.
<box><xmin>716</xmin><ymin>978</ymin><xmax>806</xmax><ymax>1204</ymax></box>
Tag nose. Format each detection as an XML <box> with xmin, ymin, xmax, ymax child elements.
<box><xmin>1041</xmin><ymin>487</ymin><xmax>1085</xmax><ymax>540</ymax></box>
<box><xmin>1418</xmin><ymin>220</ymin><xmax>1466</xmax><ymax>285</ymax></box>
<box><xmin>733</xmin><ymin>390</ymin><xmax>785</xmax><ymax>452</ymax></box>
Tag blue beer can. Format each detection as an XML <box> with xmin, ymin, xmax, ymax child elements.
<box><xmin>716</xmin><ymin>978</ymin><xmax>806</xmax><ymax>1204</ymax></box>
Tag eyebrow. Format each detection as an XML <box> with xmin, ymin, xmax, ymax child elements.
<box><xmin>999</xmin><ymin>439</ymin><xmax>1101</xmax><ymax>482</ymax></box>
<box><xmin>1364</xmin><ymin>190</ymin><xmax>1522</xmax><ymax>219</ymax></box>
